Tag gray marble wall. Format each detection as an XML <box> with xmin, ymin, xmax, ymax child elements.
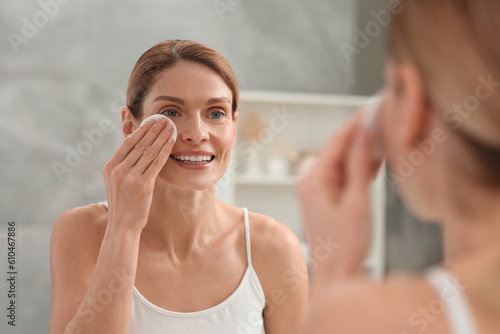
<box><xmin>1</xmin><ymin>1</ymin><xmax>358</xmax><ymax>332</ymax></box>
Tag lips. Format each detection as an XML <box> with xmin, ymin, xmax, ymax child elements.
<box><xmin>169</xmin><ymin>150</ymin><xmax>215</xmax><ymax>169</ymax></box>
<box><xmin>171</xmin><ymin>155</ymin><xmax>215</xmax><ymax>164</ymax></box>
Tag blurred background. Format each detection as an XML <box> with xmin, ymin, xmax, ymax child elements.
<box><xmin>0</xmin><ymin>0</ymin><xmax>442</xmax><ymax>332</ymax></box>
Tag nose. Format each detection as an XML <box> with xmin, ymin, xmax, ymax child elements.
<box><xmin>178</xmin><ymin>115</ymin><xmax>209</xmax><ymax>144</ymax></box>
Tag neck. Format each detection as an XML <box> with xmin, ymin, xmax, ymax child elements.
<box><xmin>140</xmin><ymin>178</ymin><xmax>222</xmax><ymax>260</ymax></box>
<box><xmin>442</xmin><ymin>196</ymin><xmax>500</xmax><ymax>267</ymax></box>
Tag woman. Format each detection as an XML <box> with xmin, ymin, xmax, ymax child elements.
<box><xmin>50</xmin><ymin>40</ymin><xmax>307</xmax><ymax>334</ymax></box>
<box><xmin>298</xmin><ymin>0</ymin><xmax>500</xmax><ymax>333</ymax></box>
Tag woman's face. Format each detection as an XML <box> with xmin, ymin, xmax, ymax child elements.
<box><xmin>139</xmin><ymin>61</ymin><xmax>237</xmax><ymax>190</ymax></box>
<box><xmin>378</xmin><ymin>60</ymin><xmax>444</xmax><ymax>222</ymax></box>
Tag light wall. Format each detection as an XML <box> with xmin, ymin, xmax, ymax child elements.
<box><xmin>0</xmin><ymin>1</ymin><xmax>443</xmax><ymax>332</ymax></box>
<box><xmin>0</xmin><ymin>1</ymin><xmax>358</xmax><ymax>332</ymax></box>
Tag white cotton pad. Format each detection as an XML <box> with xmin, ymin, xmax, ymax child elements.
<box><xmin>362</xmin><ymin>95</ymin><xmax>382</xmax><ymax>130</ymax></box>
<box><xmin>139</xmin><ymin>114</ymin><xmax>177</xmax><ymax>143</ymax></box>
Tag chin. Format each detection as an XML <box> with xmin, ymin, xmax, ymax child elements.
<box><xmin>400</xmin><ymin>189</ymin><xmax>441</xmax><ymax>223</ymax></box>
<box><xmin>157</xmin><ymin>167</ymin><xmax>223</xmax><ymax>191</ymax></box>
<box><xmin>389</xmin><ymin>159</ymin><xmax>441</xmax><ymax>223</ymax></box>
<box><xmin>410</xmin><ymin>206</ymin><xmax>440</xmax><ymax>223</ymax></box>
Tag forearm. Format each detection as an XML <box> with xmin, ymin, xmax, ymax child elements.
<box><xmin>64</xmin><ymin>226</ymin><xmax>141</xmax><ymax>334</ymax></box>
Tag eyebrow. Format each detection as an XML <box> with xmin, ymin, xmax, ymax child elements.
<box><xmin>152</xmin><ymin>96</ymin><xmax>186</xmax><ymax>105</ymax></box>
<box><xmin>206</xmin><ymin>97</ymin><xmax>231</xmax><ymax>106</ymax></box>
<box><xmin>152</xmin><ymin>95</ymin><xmax>231</xmax><ymax>107</ymax></box>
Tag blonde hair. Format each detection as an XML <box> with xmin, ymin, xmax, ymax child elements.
<box><xmin>387</xmin><ymin>0</ymin><xmax>500</xmax><ymax>186</ymax></box>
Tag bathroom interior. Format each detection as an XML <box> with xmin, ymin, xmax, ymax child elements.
<box><xmin>0</xmin><ymin>0</ymin><xmax>442</xmax><ymax>332</ymax></box>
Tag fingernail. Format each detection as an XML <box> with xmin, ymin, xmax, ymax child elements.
<box><xmin>158</xmin><ymin>117</ymin><xmax>167</xmax><ymax>125</ymax></box>
<box><xmin>165</xmin><ymin>124</ymin><xmax>173</xmax><ymax>132</ymax></box>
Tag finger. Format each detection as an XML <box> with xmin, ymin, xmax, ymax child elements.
<box><xmin>142</xmin><ymin>135</ymin><xmax>175</xmax><ymax>178</ymax></box>
<box><xmin>313</xmin><ymin>113</ymin><xmax>364</xmax><ymax>198</ymax></box>
<box><xmin>122</xmin><ymin>119</ymin><xmax>169</xmax><ymax>168</ymax></box>
<box><xmin>345</xmin><ymin>128</ymin><xmax>379</xmax><ymax>197</ymax></box>
<box><xmin>133</xmin><ymin>125</ymin><xmax>174</xmax><ymax>174</ymax></box>
<box><xmin>106</xmin><ymin>117</ymin><xmax>157</xmax><ymax>168</ymax></box>
<box><xmin>110</xmin><ymin>117</ymin><xmax>158</xmax><ymax>166</ymax></box>
<box><xmin>315</xmin><ymin>113</ymin><xmax>363</xmax><ymax>175</ymax></box>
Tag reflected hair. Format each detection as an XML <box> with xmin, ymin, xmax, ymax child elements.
<box><xmin>387</xmin><ymin>0</ymin><xmax>500</xmax><ymax>187</ymax></box>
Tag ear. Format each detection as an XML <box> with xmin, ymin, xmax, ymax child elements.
<box><xmin>396</xmin><ymin>63</ymin><xmax>429</xmax><ymax>152</ymax></box>
<box><xmin>233</xmin><ymin>110</ymin><xmax>239</xmax><ymax>140</ymax></box>
<box><xmin>121</xmin><ymin>106</ymin><xmax>137</xmax><ymax>138</ymax></box>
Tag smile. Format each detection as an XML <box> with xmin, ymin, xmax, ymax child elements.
<box><xmin>170</xmin><ymin>155</ymin><xmax>215</xmax><ymax>164</ymax></box>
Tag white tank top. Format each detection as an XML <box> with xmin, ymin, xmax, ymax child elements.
<box><xmin>426</xmin><ymin>267</ymin><xmax>478</xmax><ymax>334</ymax></box>
<box><xmin>97</xmin><ymin>201</ymin><xmax>266</xmax><ymax>334</ymax></box>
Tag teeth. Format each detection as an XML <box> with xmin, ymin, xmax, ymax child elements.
<box><xmin>172</xmin><ymin>155</ymin><xmax>213</xmax><ymax>163</ymax></box>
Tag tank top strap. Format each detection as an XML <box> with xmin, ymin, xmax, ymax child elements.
<box><xmin>99</xmin><ymin>202</ymin><xmax>253</xmax><ymax>267</ymax></box>
<box><xmin>97</xmin><ymin>200</ymin><xmax>108</xmax><ymax>209</ymax></box>
<box><xmin>242</xmin><ymin>207</ymin><xmax>252</xmax><ymax>267</ymax></box>
<box><xmin>425</xmin><ymin>267</ymin><xmax>478</xmax><ymax>334</ymax></box>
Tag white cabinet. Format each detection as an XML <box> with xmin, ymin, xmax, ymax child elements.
<box><xmin>219</xmin><ymin>90</ymin><xmax>386</xmax><ymax>279</ymax></box>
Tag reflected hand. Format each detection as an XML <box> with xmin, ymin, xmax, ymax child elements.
<box><xmin>297</xmin><ymin>113</ymin><xmax>382</xmax><ymax>286</ymax></box>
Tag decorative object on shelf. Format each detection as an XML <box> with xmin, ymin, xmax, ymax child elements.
<box><xmin>239</xmin><ymin>112</ymin><xmax>265</xmax><ymax>176</ymax></box>
<box><xmin>243</xmin><ymin>156</ymin><xmax>264</xmax><ymax>176</ymax></box>
<box><xmin>239</xmin><ymin>111</ymin><xmax>265</xmax><ymax>141</ymax></box>
<box><xmin>267</xmin><ymin>141</ymin><xmax>291</xmax><ymax>177</ymax></box>
<box><xmin>288</xmin><ymin>149</ymin><xmax>301</xmax><ymax>175</ymax></box>
<box><xmin>267</xmin><ymin>158</ymin><xmax>289</xmax><ymax>176</ymax></box>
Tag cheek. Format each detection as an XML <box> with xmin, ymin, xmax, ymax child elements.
<box><xmin>211</xmin><ymin>124</ymin><xmax>236</xmax><ymax>151</ymax></box>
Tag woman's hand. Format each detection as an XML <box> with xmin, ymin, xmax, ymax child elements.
<box><xmin>103</xmin><ymin>117</ymin><xmax>175</xmax><ymax>232</ymax></box>
<box><xmin>297</xmin><ymin>113</ymin><xmax>382</xmax><ymax>287</ymax></box>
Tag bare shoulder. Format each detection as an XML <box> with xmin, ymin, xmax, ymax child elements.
<box><xmin>245</xmin><ymin>211</ymin><xmax>307</xmax><ymax>292</ymax></box>
<box><xmin>305</xmin><ymin>272</ymin><xmax>449</xmax><ymax>334</ymax></box>
<box><xmin>246</xmin><ymin>211</ymin><xmax>301</xmax><ymax>255</ymax></box>
<box><xmin>52</xmin><ymin>202</ymin><xmax>108</xmax><ymax>232</ymax></box>
<box><xmin>50</xmin><ymin>203</ymin><xmax>108</xmax><ymax>275</ymax></box>
<box><xmin>51</xmin><ymin>203</ymin><xmax>108</xmax><ymax>250</ymax></box>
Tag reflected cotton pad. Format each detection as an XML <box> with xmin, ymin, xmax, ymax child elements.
<box><xmin>140</xmin><ymin>114</ymin><xmax>177</xmax><ymax>143</ymax></box>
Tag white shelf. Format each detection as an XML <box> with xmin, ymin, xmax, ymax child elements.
<box><xmin>240</xmin><ymin>90</ymin><xmax>369</xmax><ymax>108</ymax></box>
<box><xmin>235</xmin><ymin>174</ymin><xmax>377</xmax><ymax>190</ymax></box>
<box><xmin>235</xmin><ymin>175</ymin><xmax>297</xmax><ymax>186</ymax></box>
<box><xmin>226</xmin><ymin>90</ymin><xmax>386</xmax><ymax>279</ymax></box>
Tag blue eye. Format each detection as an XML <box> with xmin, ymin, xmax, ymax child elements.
<box><xmin>210</xmin><ymin>111</ymin><xmax>224</xmax><ymax>119</ymax></box>
<box><xmin>162</xmin><ymin>110</ymin><xmax>178</xmax><ymax>117</ymax></box>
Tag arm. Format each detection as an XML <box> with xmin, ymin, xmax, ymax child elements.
<box><xmin>296</xmin><ymin>113</ymin><xmax>381</xmax><ymax>332</ymax></box>
<box><xmin>297</xmin><ymin>113</ymin><xmax>380</xmax><ymax>287</ymax></box>
<box><xmin>50</xmin><ymin>116</ymin><xmax>175</xmax><ymax>333</ymax></box>
<box><xmin>252</xmin><ymin>219</ymin><xmax>309</xmax><ymax>334</ymax></box>
<box><xmin>50</xmin><ymin>208</ymin><xmax>141</xmax><ymax>334</ymax></box>
<box><xmin>296</xmin><ymin>112</ymin><xmax>450</xmax><ymax>333</ymax></box>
